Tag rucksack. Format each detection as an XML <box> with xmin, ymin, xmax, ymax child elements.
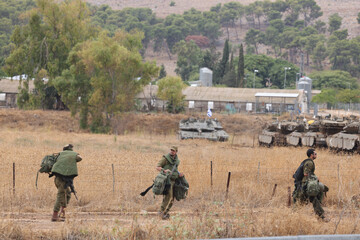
<box><xmin>293</xmin><ymin>159</ymin><xmax>313</xmax><ymax>184</ymax></box>
<box><xmin>35</xmin><ymin>153</ymin><xmax>59</xmax><ymax>189</ymax></box>
<box><xmin>174</xmin><ymin>176</ymin><xmax>189</xmax><ymax>201</ymax></box>
<box><xmin>39</xmin><ymin>154</ymin><xmax>59</xmax><ymax>173</ymax></box>
<box><xmin>306</xmin><ymin>177</ymin><xmax>320</xmax><ymax>197</ymax></box>
<box><xmin>152</xmin><ymin>171</ymin><xmax>168</xmax><ymax>195</ymax></box>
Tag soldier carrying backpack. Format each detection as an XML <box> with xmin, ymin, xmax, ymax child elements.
<box><xmin>50</xmin><ymin>144</ymin><xmax>82</xmax><ymax>222</ymax></box>
<box><xmin>292</xmin><ymin>149</ymin><xmax>329</xmax><ymax>221</ymax></box>
<box><xmin>155</xmin><ymin>146</ymin><xmax>187</xmax><ymax>220</ymax></box>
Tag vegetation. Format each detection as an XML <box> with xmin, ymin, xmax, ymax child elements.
<box><xmin>157</xmin><ymin>76</ymin><xmax>186</xmax><ymax>113</ymax></box>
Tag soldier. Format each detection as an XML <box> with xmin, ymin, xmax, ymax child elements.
<box><xmin>155</xmin><ymin>146</ymin><xmax>184</xmax><ymax>220</ymax></box>
<box><xmin>51</xmin><ymin>144</ymin><xmax>82</xmax><ymax>222</ymax></box>
<box><xmin>293</xmin><ymin>149</ymin><xmax>329</xmax><ymax>221</ymax></box>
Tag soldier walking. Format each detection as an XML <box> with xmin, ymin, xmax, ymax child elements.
<box><xmin>51</xmin><ymin>144</ymin><xmax>82</xmax><ymax>222</ymax></box>
<box><xmin>156</xmin><ymin>146</ymin><xmax>183</xmax><ymax>220</ymax></box>
<box><xmin>293</xmin><ymin>149</ymin><xmax>329</xmax><ymax>221</ymax></box>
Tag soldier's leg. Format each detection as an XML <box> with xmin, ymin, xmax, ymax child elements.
<box><xmin>310</xmin><ymin>196</ymin><xmax>324</xmax><ymax>217</ymax></box>
<box><xmin>160</xmin><ymin>182</ymin><xmax>175</xmax><ymax>218</ymax></box>
<box><xmin>54</xmin><ymin>176</ymin><xmax>66</xmax><ymax>212</ymax></box>
<box><xmin>66</xmin><ymin>187</ymin><xmax>71</xmax><ymax>205</ymax></box>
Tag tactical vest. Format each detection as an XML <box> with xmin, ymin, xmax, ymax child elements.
<box><xmin>51</xmin><ymin>150</ymin><xmax>79</xmax><ymax>177</ymax></box>
<box><xmin>162</xmin><ymin>154</ymin><xmax>180</xmax><ymax>181</ymax></box>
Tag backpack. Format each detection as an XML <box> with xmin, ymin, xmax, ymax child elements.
<box><xmin>306</xmin><ymin>177</ymin><xmax>320</xmax><ymax>197</ymax></box>
<box><xmin>39</xmin><ymin>154</ymin><xmax>59</xmax><ymax>173</ymax></box>
<box><xmin>35</xmin><ymin>153</ymin><xmax>59</xmax><ymax>189</ymax></box>
<box><xmin>152</xmin><ymin>171</ymin><xmax>168</xmax><ymax>195</ymax></box>
<box><xmin>174</xmin><ymin>176</ymin><xmax>189</xmax><ymax>201</ymax></box>
<box><xmin>293</xmin><ymin>159</ymin><xmax>313</xmax><ymax>184</ymax></box>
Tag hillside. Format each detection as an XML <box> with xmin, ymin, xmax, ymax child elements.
<box><xmin>0</xmin><ymin>108</ymin><xmax>272</xmax><ymax>135</ymax></box>
<box><xmin>84</xmin><ymin>0</ymin><xmax>360</xmax><ymax>75</ymax></box>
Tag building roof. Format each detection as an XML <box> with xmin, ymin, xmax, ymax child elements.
<box><xmin>0</xmin><ymin>78</ymin><xmax>36</xmax><ymax>93</ymax></box>
<box><xmin>138</xmin><ymin>85</ymin><xmax>309</xmax><ymax>103</ymax></box>
<box><xmin>255</xmin><ymin>93</ymin><xmax>299</xmax><ymax>98</ymax></box>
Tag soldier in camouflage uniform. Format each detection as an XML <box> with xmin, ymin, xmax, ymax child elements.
<box><xmin>293</xmin><ymin>149</ymin><xmax>329</xmax><ymax>221</ymax></box>
<box><xmin>155</xmin><ymin>146</ymin><xmax>183</xmax><ymax>220</ymax></box>
<box><xmin>51</xmin><ymin>144</ymin><xmax>82</xmax><ymax>222</ymax></box>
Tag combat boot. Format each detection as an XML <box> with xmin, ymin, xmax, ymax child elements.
<box><xmin>318</xmin><ymin>214</ymin><xmax>330</xmax><ymax>223</ymax></box>
<box><xmin>51</xmin><ymin>211</ymin><xmax>65</xmax><ymax>222</ymax></box>
<box><xmin>59</xmin><ymin>207</ymin><xmax>66</xmax><ymax>220</ymax></box>
<box><xmin>161</xmin><ymin>212</ymin><xmax>170</xmax><ymax>220</ymax></box>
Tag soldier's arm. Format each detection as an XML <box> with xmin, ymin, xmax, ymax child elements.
<box><xmin>156</xmin><ymin>157</ymin><xmax>168</xmax><ymax>172</ymax></box>
<box><xmin>303</xmin><ymin>161</ymin><xmax>314</xmax><ymax>179</ymax></box>
<box><xmin>76</xmin><ymin>154</ymin><xmax>82</xmax><ymax>162</ymax></box>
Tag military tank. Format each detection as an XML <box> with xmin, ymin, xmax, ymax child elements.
<box><xmin>178</xmin><ymin>118</ymin><xmax>229</xmax><ymax>141</ymax></box>
<box><xmin>259</xmin><ymin>116</ymin><xmax>352</xmax><ymax>150</ymax></box>
<box><xmin>326</xmin><ymin>121</ymin><xmax>360</xmax><ymax>152</ymax></box>
<box><xmin>301</xmin><ymin>119</ymin><xmax>327</xmax><ymax>148</ymax></box>
<box><xmin>258</xmin><ymin>120</ymin><xmax>286</xmax><ymax>147</ymax></box>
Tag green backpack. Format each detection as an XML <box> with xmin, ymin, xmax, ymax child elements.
<box><xmin>306</xmin><ymin>177</ymin><xmax>320</xmax><ymax>197</ymax></box>
<box><xmin>35</xmin><ymin>153</ymin><xmax>59</xmax><ymax>189</ymax></box>
<box><xmin>152</xmin><ymin>171</ymin><xmax>168</xmax><ymax>195</ymax></box>
<box><xmin>174</xmin><ymin>176</ymin><xmax>189</xmax><ymax>201</ymax></box>
<box><xmin>39</xmin><ymin>154</ymin><xmax>59</xmax><ymax>173</ymax></box>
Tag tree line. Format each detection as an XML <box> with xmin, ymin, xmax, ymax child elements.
<box><xmin>1</xmin><ymin>0</ymin><xmax>360</xmax><ymax>130</ymax></box>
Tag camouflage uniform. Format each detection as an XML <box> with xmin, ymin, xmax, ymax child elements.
<box><xmin>51</xmin><ymin>145</ymin><xmax>82</xmax><ymax>221</ymax></box>
<box><xmin>293</xmin><ymin>158</ymin><xmax>325</xmax><ymax>218</ymax></box>
<box><xmin>157</xmin><ymin>152</ymin><xmax>180</xmax><ymax>216</ymax></box>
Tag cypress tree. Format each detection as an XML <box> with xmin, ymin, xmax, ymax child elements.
<box><xmin>214</xmin><ymin>39</ymin><xmax>230</xmax><ymax>84</ymax></box>
<box><xmin>237</xmin><ymin>44</ymin><xmax>245</xmax><ymax>88</ymax></box>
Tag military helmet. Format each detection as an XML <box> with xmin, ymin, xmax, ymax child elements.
<box><xmin>171</xmin><ymin>146</ymin><xmax>178</xmax><ymax>152</ymax></box>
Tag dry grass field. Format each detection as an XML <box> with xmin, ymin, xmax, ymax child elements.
<box><xmin>1</xmin><ymin>109</ymin><xmax>360</xmax><ymax>239</ymax></box>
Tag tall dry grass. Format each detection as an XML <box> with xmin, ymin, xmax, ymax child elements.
<box><xmin>1</xmin><ymin>128</ymin><xmax>360</xmax><ymax>239</ymax></box>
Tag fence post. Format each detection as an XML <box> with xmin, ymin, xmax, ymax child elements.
<box><xmin>13</xmin><ymin>163</ymin><xmax>15</xmax><ymax>195</ymax></box>
<box><xmin>112</xmin><ymin>164</ymin><xmax>115</xmax><ymax>194</ymax></box>
<box><xmin>271</xmin><ymin>183</ymin><xmax>277</xmax><ymax>199</ymax></box>
<box><xmin>225</xmin><ymin>172</ymin><xmax>231</xmax><ymax>199</ymax></box>
<box><xmin>210</xmin><ymin>161</ymin><xmax>213</xmax><ymax>188</ymax></box>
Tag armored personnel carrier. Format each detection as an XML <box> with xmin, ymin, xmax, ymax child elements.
<box><xmin>178</xmin><ymin>118</ymin><xmax>229</xmax><ymax>141</ymax></box>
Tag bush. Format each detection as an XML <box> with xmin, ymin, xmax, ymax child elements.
<box><xmin>170</xmin><ymin>1</ymin><xmax>175</xmax><ymax>6</ymax></box>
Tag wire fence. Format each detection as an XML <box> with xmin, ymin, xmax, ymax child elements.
<box><xmin>1</xmin><ymin>161</ymin><xmax>359</xmax><ymax>199</ymax></box>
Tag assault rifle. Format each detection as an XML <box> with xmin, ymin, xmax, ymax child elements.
<box><xmin>64</xmin><ymin>177</ymin><xmax>78</xmax><ymax>200</ymax></box>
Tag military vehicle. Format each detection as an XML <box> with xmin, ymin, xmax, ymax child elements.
<box><xmin>258</xmin><ymin>120</ymin><xmax>287</xmax><ymax>147</ymax></box>
<box><xmin>326</xmin><ymin>121</ymin><xmax>360</xmax><ymax>152</ymax></box>
<box><xmin>259</xmin><ymin>116</ymin><xmax>353</xmax><ymax>151</ymax></box>
<box><xmin>178</xmin><ymin>118</ymin><xmax>229</xmax><ymax>141</ymax></box>
<box><xmin>301</xmin><ymin>120</ymin><xmax>327</xmax><ymax>148</ymax></box>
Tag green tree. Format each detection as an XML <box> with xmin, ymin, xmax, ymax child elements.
<box><xmin>173</xmin><ymin>40</ymin><xmax>203</xmax><ymax>81</ymax></box>
<box><xmin>157</xmin><ymin>76</ymin><xmax>186</xmax><ymax>113</ymax></box>
<box><xmin>214</xmin><ymin>39</ymin><xmax>230</xmax><ymax>84</ymax></box>
<box><xmin>237</xmin><ymin>44</ymin><xmax>245</xmax><ymax>87</ymax></box>
<box><xmin>358</xmin><ymin>12</ymin><xmax>360</xmax><ymax>24</ymax></box>
<box><xmin>4</xmin><ymin>0</ymin><xmax>96</xmax><ymax>109</ymax></box>
<box><xmin>309</xmin><ymin>70</ymin><xmax>358</xmax><ymax>89</ymax></box>
<box><xmin>55</xmin><ymin>30</ymin><xmax>158</xmax><ymax>132</ymax></box>
<box><xmin>312</xmin><ymin>88</ymin><xmax>337</xmax><ymax>106</ymax></box>
<box><xmin>158</xmin><ymin>64</ymin><xmax>167</xmax><ymax>79</ymax></box>
<box><xmin>336</xmin><ymin>89</ymin><xmax>360</xmax><ymax>103</ymax></box>
<box><xmin>328</xmin><ymin>13</ymin><xmax>342</xmax><ymax>34</ymax></box>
